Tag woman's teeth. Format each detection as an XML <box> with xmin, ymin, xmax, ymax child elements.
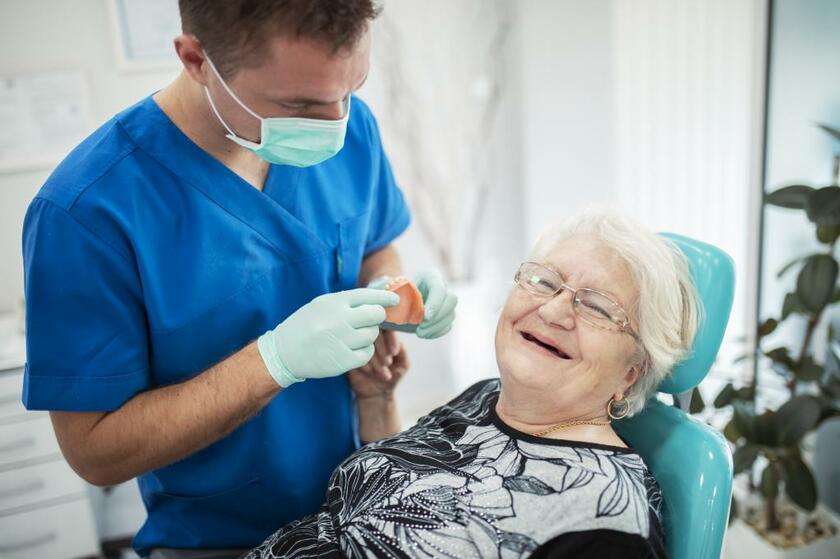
<box><xmin>521</xmin><ymin>332</ymin><xmax>570</xmax><ymax>359</ymax></box>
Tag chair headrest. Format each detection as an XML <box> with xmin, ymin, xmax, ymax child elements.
<box><xmin>655</xmin><ymin>233</ymin><xmax>735</xmax><ymax>394</ymax></box>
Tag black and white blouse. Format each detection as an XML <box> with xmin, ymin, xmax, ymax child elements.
<box><xmin>244</xmin><ymin>379</ymin><xmax>667</xmax><ymax>558</ymax></box>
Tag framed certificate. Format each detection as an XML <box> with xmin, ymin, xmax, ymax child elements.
<box><xmin>109</xmin><ymin>0</ymin><xmax>182</xmax><ymax>71</ymax></box>
<box><xmin>0</xmin><ymin>71</ymin><xmax>92</xmax><ymax>172</ymax></box>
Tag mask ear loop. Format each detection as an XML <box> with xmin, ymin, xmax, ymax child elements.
<box><xmin>203</xmin><ymin>53</ymin><xmax>264</xmax><ymax>121</ymax></box>
<box><xmin>204</xmin><ymin>87</ymin><xmax>242</xmax><ymax>140</ymax></box>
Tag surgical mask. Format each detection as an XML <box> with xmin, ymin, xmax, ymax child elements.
<box><xmin>203</xmin><ymin>55</ymin><xmax>350</xmax><ymax>167</ymax></box>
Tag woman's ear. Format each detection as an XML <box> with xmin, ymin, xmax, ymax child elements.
<box><xmin>622</xmin><ymin>365</ymin><xmax>640</xmax><ymax>390</ymax></box>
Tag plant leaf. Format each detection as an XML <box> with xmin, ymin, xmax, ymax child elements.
<box><xmin>732</xmin><ymin>402</ymin><xmax>756</xmax><ymax>443</ymax></box>
<box><xmin>817</xmin><ymin>224</ymin><xmax>840</xmax><ymax>244</ymax></box>
<box><xmin>729</xmin><ymin>495</ymin><xmax>738</xmax><ymax>526</ymax></box>
<box><xmin>733</xmin><ymin>443</ymin><xmax>760</xmax><ymax>474</ymax></box>
<box><xmin>723</xmin><ymin>419</ymin><xmax>740</xmax><ymax>442</ymax></box>
<box><xmin>714</xmin><ymin>383</ymin><xmax>735</xmax><ymax>408</ymax></box>
<box><xmin>689</xmin><ymin>387</ymin><xmax>705</xmax><ymax>414</ymax></box>
<box><xmin>765</xmin><ymin>185</ymin><xmax>814</xmax><ymax>209</ymax></box>
<box><xmin>761</xmin><ymin>462</ymin><xmax>779</xmax><ymax>499</ymax></box>
<box><xmin>783</xmin><ymin>456</ymin><xmax>818</xmax><ymax>511</ymax></box>
<box><xmin>758</xmin><ymin>318</ymin><xmax>779</xmax><ymax>338</ymax></box>
<box><xmin>794</xmin><ymin>355</ymin><xmax>824</xmax><ymax>382</ymax></box>
<box><xmin>806</xmin><ymin>187</ymin><xmax>840</xmax><ymax>226</ymax></box>
<box><xmin>796</xmin><ymin>254</ymin><xmax>839</xmax><ymax>314</ymax></box>
<box><xmin>782</xmin><ymin>292</ymin><xmax>808</xmax><ymax>320</ymax></box>
<box><xmin>775</xmin><ymin>395</ymin><xmax>823</xmax><ymax>446</ymax></box>
<box><xmin>754</xmin><ymin>411</ymin><xmax>780</xmax><ymax>446</ymax></box>
<box><xmin>765</xmin><ymin>347</ymin><xmax>795</xmax><ymax>371</ymax></box>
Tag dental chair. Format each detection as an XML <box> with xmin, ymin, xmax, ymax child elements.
<box><xmin>614</xmin><ymin>234</ymin><xmax>735</xmax><ymax>559</ymax></box>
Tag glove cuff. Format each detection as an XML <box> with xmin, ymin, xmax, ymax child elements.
<box><xmin>257</xmin><ymin>330</ymin><xmax>305</xmax><ymax>388</ymax></box>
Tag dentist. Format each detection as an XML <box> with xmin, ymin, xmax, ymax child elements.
<box><xmin>21</xmin><ymin>1</ymin><xmax>456</xmax><ymax>557</ymax></box>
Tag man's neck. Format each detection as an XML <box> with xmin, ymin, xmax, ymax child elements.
<box><xmin>153</xmin><ymin>71</ymin><xmax>270</xmax><ymax>190</ymax></box>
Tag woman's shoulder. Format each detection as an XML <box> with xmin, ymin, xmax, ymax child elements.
<box><xmin>426</xmin><ymin>378</ymin><xmax>501</xmax><ymax>419</ymax></box>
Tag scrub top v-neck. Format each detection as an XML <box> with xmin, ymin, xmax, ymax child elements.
<box><xmin>21</xmin><ymin>94</ymin><xmax>410</xmax><ymax>555</ymax></box>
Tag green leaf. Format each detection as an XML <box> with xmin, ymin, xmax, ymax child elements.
<box><xmin>761</xmin><ymin>462</ymin><xmax>779</xmax><ymax>499</ymax></box>
<box><xmin>765</xmin><ymin>347</ymin><xmax>795</xmax><ymax>371</ymax></box>
<box><xmin>796</xmin><ymin>254</ymin><xmax>839</xmax><ymax>313</ymax></box>
<box><xmin>817</xmin><ymin>123</ymin><xmax>840</xmax><ymax>143</ymax></box>
<box><xmin>782</xmin><ymin>292</ymin><xmax>808</xmax><ymax>320</ymax></box>
<box><xmin>765</xmin><ymin>185</ymin><xmax>815</xmax><ymax>209</ymax></box>
<box><xmin>714</xmin><ymin>383</ymin><xmax>735</xmax><ymax>408</ymax></box>
<box><xmin>775</xmin><ymin>395</ymin><xmax>822</xmax><ymax>445</ymax></box>
<box><xmin>724</xmin><ymin>418</ymin><xmax>740</xmax><ymax>442</ymax></box>
<box><xmin>729</xmin><ymin>495</ymin><xmax>738</xmax><ymax>525</ymax></box>
<box><xmin>758</xmin><ymin>318</ymin><xmax>779</xmax><ymax>337</ymax></box>
<box><xmin>817</xmin><ymin>224</ymin><xmax>840</xmax><ymax>244</ymax></box>
<box><xmin>733</xmin><ymin>402</ymin><xmax>756</xmax><ymax>442</ymax></box>
<box><xmin>783</xmin><ymin>456</ymin><xmax>818</xmax><ymax>511</ymax></box>
<box><xmin>794</xmin><ymin>355</ymin><xmax>824</xmax><ymax>382</ymax></box>
<box><xmin>806</xmin><ymin>187</ymin><xmax>840</xmax><ymax>226</ymax></box>
<box><xmin>754</xmin><ymin>411</ymin><xmax>780</xmax><ymax>446</ymax></box>
<box><xmin>689</xmin><ymin>387</ymin><xmax>705</xmax><ymax>414</ymax></box>
<box><xmin>733</xmin><ymin>444</ymin><xmax>760</xmax><ymax>474</ymax></box>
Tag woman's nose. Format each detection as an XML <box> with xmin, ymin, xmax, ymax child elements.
<box><xmin>537</xmin><ymin>289</ymin><xmax>576</xmax><ymax>328</ymax></box>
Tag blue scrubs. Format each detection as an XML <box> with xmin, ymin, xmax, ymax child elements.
<box><xmin>21</xmin><ymin>95</ymin><xmax>410</xmax><ymax>555</ymax></box>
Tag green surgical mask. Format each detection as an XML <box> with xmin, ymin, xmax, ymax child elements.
<box><xmin>203</xmin><ymin>55</ymin><xmax>350</xmax><ymax>167</ymax></box>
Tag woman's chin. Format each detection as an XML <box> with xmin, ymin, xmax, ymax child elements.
<box><xmin>498</xmin><ymin>351</ymin><xmax>569</xmax><ymax>388</ymax></box>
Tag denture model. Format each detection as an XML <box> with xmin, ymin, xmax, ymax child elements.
<box><xmin>384</xmin><ymin>277</ymin><xmax>425</xmax><ymax>325</ymax></box>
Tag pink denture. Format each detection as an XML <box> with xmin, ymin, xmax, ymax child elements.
<box><xmin>384</xmin><ymin>277</ymin><xmax>425</xmax><ymax>325</ymax></box>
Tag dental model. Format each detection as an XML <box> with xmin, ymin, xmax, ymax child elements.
<box><xmin>383</xmin><ymin>277</ymin><xmax>425</xmax><ymax>325</ymax></box>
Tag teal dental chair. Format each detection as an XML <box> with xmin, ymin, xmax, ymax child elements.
<box><xmin>614</xmin><ymin>234</ymin><xmax>735</xmax><ymax>559</ymax></box>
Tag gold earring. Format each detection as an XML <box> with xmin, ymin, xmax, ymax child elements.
<box><xmin>607</xmin><ymin>397</ymin><xmax>629</xmax><ymax>420</ymax></box>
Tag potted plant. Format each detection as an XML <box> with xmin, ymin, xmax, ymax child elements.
<box><xmin>693</xmin><ymin>124</ymin><xmax>840</xmax><ymax>557</ymax></box>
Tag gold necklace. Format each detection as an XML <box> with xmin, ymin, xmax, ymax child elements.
<box><xmin>532</xmin><ymin>418</ymin><xmax>611</xmax><ymax>438</ymax></box>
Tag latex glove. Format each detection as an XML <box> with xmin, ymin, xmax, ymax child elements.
<box><xmin>369</xmin><ymin>270</ymin><xmax>458</xmax><ymax>339</ymax></box>
<box><xmin>257</xmin><ymin>288</ymin><xmax>400</xmax><ymax>387</ymax></box>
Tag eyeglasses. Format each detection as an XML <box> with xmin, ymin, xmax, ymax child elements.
<box><xmin>514</xmin><ymin>261</ymin><xmax>640</xmax><ymax>341</ymax></box>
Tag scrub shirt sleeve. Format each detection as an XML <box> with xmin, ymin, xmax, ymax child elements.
<box><xmin>21</xmin><ymin>197</ymin><xmax>150</xmax><ymax>412</ymax></box>
<box><xmin>362</xmin><ymin>108</ymin><xmax>411</xmax><ymax>255</ymax></box>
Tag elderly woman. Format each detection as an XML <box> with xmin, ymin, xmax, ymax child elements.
<box><xmin>244</xmin><ymin>211</ymin><xmax>700</xmax><ymax>559</ymax></box>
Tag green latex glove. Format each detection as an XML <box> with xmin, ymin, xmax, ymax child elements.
<box><xmin>257</xmin><ymin>288</ymin><xmax>399</xmax><ymax>387</ymax></box>
<box><xmin>368</xmin><ymin>270</ymin><xmax>458</xmax><ymax>339</ymax></box>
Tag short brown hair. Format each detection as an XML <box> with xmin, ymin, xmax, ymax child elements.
<box><xmin>179</xmin><ymin>0</ymin><xmax>380</xmax><ymax>78</ymax></box>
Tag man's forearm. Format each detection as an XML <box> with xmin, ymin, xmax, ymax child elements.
<box><xmin>51</xmin><ymin>341</ymin><xmax>281</xmax><ymax>486</ymax></box>
<box><xmin>358</xmin><ymin>244</ymin><xmax>403</xmax><ymax>287</ymax></box>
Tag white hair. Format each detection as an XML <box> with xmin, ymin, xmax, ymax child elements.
<box><xmin>528</xmin><ymin>208</ymin><xmax>702</xmax><ymax>417</ymax></box>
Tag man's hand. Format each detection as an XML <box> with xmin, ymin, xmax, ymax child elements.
<box><xmin>348</xmin><ymin>330</ymin><xmax>409</xmax><ymax>398</ymax></box>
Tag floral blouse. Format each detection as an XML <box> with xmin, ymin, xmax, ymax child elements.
<box><xmin>243</xmin><ymin>379</ymin><xmax>667</xmax><ymax>558</ymax></box>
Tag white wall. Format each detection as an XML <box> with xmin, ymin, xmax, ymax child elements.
<box><xmin>518</xmin><ymin>0</ymin><xmax>616</xmax><ymax>246</ymax></box>
<box><xmin>518</xmin><ymin>0</ymin><xmax>767</xmax><ymax>381</ymax></box>
<box><xmin>611</xmin><ymin>0</ymin><xmax>768</xmax><ymax>375</ymax></box>
<box><xmin>0</xmin><ymin>0</ymin><xmax>180</xmax><ymax>314</ymax></box>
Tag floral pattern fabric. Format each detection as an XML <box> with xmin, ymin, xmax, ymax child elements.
<box><xmin>243</xmin><ymin>379</ymin><xmax>665</xmax><ymax>558</ymax></box>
